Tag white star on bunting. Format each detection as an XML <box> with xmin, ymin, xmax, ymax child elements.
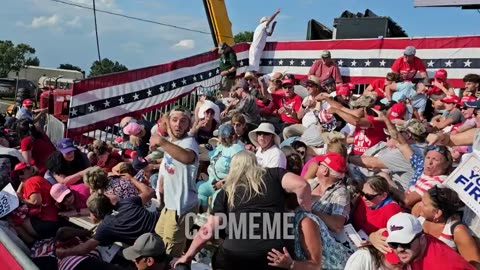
<box><xmin>119</xmin><ymin>97</ymin><xmax>125</xmax><ymax>104</ymax></box>
<box><xmin>279</xmin><ymin>60</ymin><xmax>284</xmax><ymax>65</ymax></box>
<box><xmin>88</xmin><ymin>104</ymin><xmax>95</xmax><ymax>112</ymax></box>
<box><xmin>216</xmin><ymin>68</ymin><xmax>219</xmax><ymax>74</ymax></box>
<box><xmin>171</xmin><ymin>81</ymin><xmax>177</xmax><ymax>88</ymax></box>
<box><xmin>105</xmin><ymin>126</ymin><xmax>111</xmax><ymax>131</ymax></box>
<box><xmin>337</xmin><ymin>60</ymin><xmax>344</xmax><ymax>66</ymax></box>
<box><xmin>427</xmin><ymin>60</ymin><xmax>435</xmax><ymax>67</ymax></box>
<box><xmin>200</xmin><ymin>75</ymin><xmax>203</xmax><ymax>80</ymax></box>
<box><xmin>70</xmin><ymin>108</ymin><xmax>77</xmax><ymax>116</ymax></box>
<box><xmin>351</xmin><ymin>60</ymin><xmax>357</xmax><ymax>67</ymax></box>
<box><xmin>182</xmin><ymin>79</ymin><xmax>187</xmax><ymax>85</ymax></box>
<box><xmin>379</xmin><ymin>60</ymin><xmax>386</xmax><ymax>67</ymax></box>
<box><xmin>289</xmin><ymin>60</ymin><xmax>295</xmax><ymax>66</ymax></box>
<box><xmin>133</xmin><ymin>93</ymin><xmax>139</xmax><ymax>100</ymax></box>
<box><xmin>208</xmin><ymin>72</ymin><xmax>212</xmax><ymax>77</ymax></box>
<box><xmin>364</xmin><ymin>60</ymin><xmax>371</xmax><ymax>66</ymax></box>
<box><xmin>103</xmin><ymin>100</ymin><xmax>110</xmax><ymax>107</ymax></box>
<box><xmin>147</xmin><ymin>89</ymin><xmax>152</xmax><ymax>96</ymax></box>
<box><xmin>193</xmin><ymin>76</ymin><xmax>197</xmax><ymax>81</ymax></box>
<box><xmin>301</xmin><ymin>60</ymin><xmax>306</xmax><ymax>66</ymax></box>
<box><xmin>239</xmin><ymin>61</ymin><xmax>244</xmax><ymax>66</ymax></box>
<box><xmin>445</xmin><ymin>60</ymin><xmax>452</xmax><ymax>67</ymax></box>
<box><xmin>268</xmin><ymin>60</ymin><xmax>273</xmax><ymax>65</ymax></box>
<box><xmin>464</xmin><ymin>60</ymin><xmax>472</xmax><ymax>67</ymax></box>
<box><xmin>160</xmin><ymin>86</ymin><xmax>165</xmax><ymax>92</ymax></box>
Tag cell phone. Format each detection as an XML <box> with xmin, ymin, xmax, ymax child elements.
<box><xmin>205</xmin><ymin>143</ymin><xmax>213</xmax><ymax>151</ymax></box>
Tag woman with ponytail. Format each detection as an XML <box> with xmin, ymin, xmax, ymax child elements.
<box><xmin>17</xmin><ymin>118</ymin><xmax>56</xmax><ymax>175</ymax></box>
<box><xmin>83</xmin><ymin>166</ymin><xmax>138</xmax><ymax>201</ymax></box>
<box><xmin>418</xmin><ymin>186</ymin><xmax>480</xmax><ymax>266</ymax></box>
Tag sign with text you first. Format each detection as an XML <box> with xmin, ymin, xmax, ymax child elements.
<box><xmin>445</xmin><ymin>153</ymin><xmax>480</xmax><ymax>217</ymax></box>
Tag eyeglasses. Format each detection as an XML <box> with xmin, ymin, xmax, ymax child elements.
<box><xmin>388</xmin><ymin>234</ymin><xmax>421</xmax><ymax>250</ymax></box>
<box><xmin>361</xmin><ymin>191</ymin><xmax>380</xmax><ymax>201</ymax></box>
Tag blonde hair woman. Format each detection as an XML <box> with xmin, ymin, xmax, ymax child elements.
<box><xmin>175</xmin><ymin>151</ymin><xmax>312</xmax><ymax>270</ymax></box>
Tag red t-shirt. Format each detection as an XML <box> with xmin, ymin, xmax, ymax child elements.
<box><xmin>20</xmin><ymin>135</ymin><xmax>56</xmax><ymax>175</ymax></box>
<box><xmin>308</xmin><ymin>61</ymin><xmax>343</xmax><ymax>84</ymax></box>
<box><xmin>391</xmin><ymin>56</ymin><xmax>426</xmax><ymax>81</ymax></box>
<box><xmin>352</xmin><ymin>198</ymin><xmax>402</xmax><ymax>235</ymax></box>
<box><xmin>273</xmin><ymin>93</ymin><xmax>302</xmax><ymax>124</ymax></box>
<box><xmin>369</xmin><ymin>79</ymin><xmax>386</xmax><ymax>98</ymax></box>
<box><xmin>352</xmin><ymin>116</ymin><xmax>387</xmax><ymax>155</ymax></box>
<box><xmin>23</xmin><ymin>176</ymin><xmax>58</xmax><ymax>222</ymax></box>
<box><xmin>410</xmin><ymin>235</ymin><xmax>475</xmax><ymax>270</ymax></box>
<box><xmin>100</xmin><ymin>152</ymin><xmax>123</xmax><ymax>172</ymax></box>
<box><xmin>69</xmin><ymin>183</ymin><xmax>91</xmax><ymax>209</ymax></box>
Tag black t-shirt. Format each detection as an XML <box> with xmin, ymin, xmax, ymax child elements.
<box><xmin>212</xmin><ymin>168</ymin><xmax>294</xmax><ymax>253</ymax></box>
<box><xmin>94</xmin><ymin>196</ymin><xmax>159</xmax><ymax>246</ymax></box>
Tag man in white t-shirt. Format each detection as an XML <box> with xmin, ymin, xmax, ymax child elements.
<box><xmin>248</xmin><ymin>9</ymin><xmax>280</xmax><ymax>73</ymax></box>
<box><xmin>150</xmin><ymin>107</ymin><xmax>199</xmax><ymax>257</ymax></box>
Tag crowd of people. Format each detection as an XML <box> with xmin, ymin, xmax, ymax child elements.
<box><xmin>1</xmin><ymin>30</ymin><xmax>480</xmax><ymax>270</ymax></box>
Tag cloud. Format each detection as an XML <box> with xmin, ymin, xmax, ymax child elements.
<box><xmin>172</xmin><ymin>39</ymin><xmax>195</xmax><ymax>50</ymax></box>
<box><xmin>18</xmin><ymin>14</ymin><xmax>60</xmax><ymax>29</ymax></box>
<box><xmin>66</xmin><ymin>16</ymin><xmax>82</xmax><ymax>28</ymax></box>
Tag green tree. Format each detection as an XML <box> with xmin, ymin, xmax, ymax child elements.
<box><xmin>0</xmin><ymin>40</ymin><xmax>40</xmax><ymax>77</ymax></box>
<box><xmin>234</xmin><ymin>31</ymin><xmax>254</xmax><ymax>43</ymax></box>
<box><xmin>58</xmin><ymin>63</ymin><xmax>83</xmax><ymax>73</ymax></box>
<box><xmin>88</xmin><ymin>58</ymin><xmax>128</xmax><ymax>78</ymax></box>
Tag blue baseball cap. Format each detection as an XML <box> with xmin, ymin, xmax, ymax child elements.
<box><xmin>56</xmin><ymin>138</ymin><xmax>76</xmax><ymax>154</ymax></box>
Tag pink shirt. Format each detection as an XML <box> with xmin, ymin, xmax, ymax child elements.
<box><xmin>69</xmin><ymin>184</ymin><xmax>90</xmax><ymax>209</ymax></box>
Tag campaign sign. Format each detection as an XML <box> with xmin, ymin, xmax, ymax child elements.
<box><xmin>445</xmin><ymin>153</ymin><xmax>480</xmax><ymax>217</ymax></box>
<box><xmin>0</xmin><ymin>184</ymin><xmax>19</xmax><ymax>218</ymax></box>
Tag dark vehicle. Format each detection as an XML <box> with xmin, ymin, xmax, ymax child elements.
<box><xmin>0</xmin><ymin>78</ymin><xmax>39</xmax><ymax>102</ymax></box>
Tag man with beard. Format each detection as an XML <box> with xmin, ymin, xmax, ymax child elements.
<box><xmin>150</xmin><ymin>107</ymin><xmax>200</xmax><ymax>258</ymax></box>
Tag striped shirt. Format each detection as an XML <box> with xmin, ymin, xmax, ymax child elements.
<box><xmin>407</xmin><ymin>174</ymin><xmax>447</xmax><ymax>197</ymax></box>
<box><xmin>31</xmin><ymin>238</ymin><xmax>101</xmax><ymax>270</ymax></box>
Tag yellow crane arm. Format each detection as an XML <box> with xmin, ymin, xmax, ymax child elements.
<box><xmin>202</xmin><ymin>0</ymin><xmax>235</xmax><ymax>47</ymax></box>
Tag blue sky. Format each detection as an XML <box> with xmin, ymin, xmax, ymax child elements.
<box><xmin>1</xmin><ymin>0</ymin><xmax>479</xmax><ymax>74</ymax></box>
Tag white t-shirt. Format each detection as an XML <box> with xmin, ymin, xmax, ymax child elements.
<box><xmin>256</xmin><ymin>145</ymin><xmax>286</xmax><ymax>169</ymax></box>
<box><xmin>159</xmin><ymin>136</ymin><xmax>200</xmax><ymax>216</ymax></box>
<box><xmin>344</xmin><ymin>249</ymin><xmax>377</xmax><ymax>270</ymax></box>
<box><xmin>301</xmin><ymin>96</ymin><xmax>330</xmax><ymax>128</ymax></box>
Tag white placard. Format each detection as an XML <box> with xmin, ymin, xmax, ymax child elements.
<box><xmin>331</xmin><ymin>224</ymin><xmax>358</xmax><ymax>253</ymax></box>
<box><xmin>444</xmin><ymin>153</ymin><xmax>480</xmax><ymax>217</ymax></box>
<box><xmin>0</xmin><ymin>184</ymin><xmax>19</xmax><ymax>218</ymax></box>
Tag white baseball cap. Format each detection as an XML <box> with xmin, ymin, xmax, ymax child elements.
<box><xmin>386</xmin><ymin>213</ymin><xmax>423</xmax><ymax>244</ymax></box>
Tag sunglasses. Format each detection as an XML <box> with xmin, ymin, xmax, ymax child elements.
<box><xmin>361</xmin><ymin>191</ymin><xmax>380</xmax><ymax>201</ymax></box>
<box><xmin>295</xmin><ymin>149</ymin><xmax>305</xmax><ymax>156</ymax></box>
<box><xmin>388</xmin><ymin>234</ymin><xmax>421</xmax><ymax>250</ymax></box>
<box><xmin>426</xmin><ymin>145</ymin><xmax>447</xmax><ymax>154</ymax></box>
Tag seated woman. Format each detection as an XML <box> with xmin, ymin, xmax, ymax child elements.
<box><xmin>189</xmin><ymin>101</ymin><xmax>220</xmax><ymax>144</ymax></box>
<box><xmin>352</xmin><ymin>176</ymin><xmax>403</xmax><ymax>236</ymax></box>
<box><xmin>231</xmin><ymin>113</ymin><xmax>255</xmax><ymax>148</ymax></box>
<box><xmin>174</xmin><ymin>151</ymin><xmax>312</xmax><ymax>270</ymax></box>
<box><xmin>196</xmin><ymin>124</ymin><xmax>243</xmax><ymax>212</ymax></box>
<box><xmin>418</xmin><ymin>186</ymin><xmax>480</xmax><ymax>267</ymax></box>
<box><xmin>17</xmin><ymin>119</ymin><xmax>56</xmax><ymax>175</ymax></box>
<box><xmin>248</xmin><ymin>122</ymin><xmax>286</xmax><ymax>169</ymax></box>
<box><xmin>55</xmin><ymin>177</ymin><xmax>158</xmax><ymax>257</ymax></box>
<box><xmin>50</xmin><ymin>183</ymin><xmax>90</xmax><ymax>217</ymax></box>
<box><xmin>122</xmin><ymin>121</ymin><xmax>152</xmax><ymax>160</ymax></box>
<box><xmin>11</xmin><ymin>162</ymin><xmax>61</xmax><ymax>244</ymax></box>
<box><xmin>83</xmin><ymin>166</ymin><xmax>139</xmax><ymax>201</ymax></box>
<box><xmin>87</xmin><ymin>140</ymin><xmax>123</xmax><ymax>172</ymax></box>
<box><xmin>44</xmin><ymin>138</ymin><xmax>90</xmax><ymax>186</ymax></box>
<box><xmin>267</xmin><ymin>193</ymin><xmax>351</xmax><ymax>270</ymax></box>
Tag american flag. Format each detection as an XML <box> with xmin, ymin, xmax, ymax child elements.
<box><xmin>66</xmin><ymin>35</ymin><xmax>480</xmax><ymax>138</ymax></box>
